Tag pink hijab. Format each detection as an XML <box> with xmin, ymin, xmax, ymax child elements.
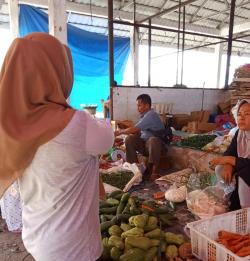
<box><xmin>0</xmin><ymin>33</ymin><xmax>75</xmax><ymax>198</ymax></box>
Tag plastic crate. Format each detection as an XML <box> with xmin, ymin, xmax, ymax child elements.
<box><xmin>187</xmin><ymin>208</ymin><xmax>250</xmax><ymax>261</ymax></box>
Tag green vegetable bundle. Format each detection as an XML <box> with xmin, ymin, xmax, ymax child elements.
<box><xmin>180</xmin><ymin>134</ymin><xmax>216</xmax><ymax>150</ymax></box>
<box><xmin>102</xmin><ymin>171</ymin><xmax>134</xmax><ymax>190</ymax></box>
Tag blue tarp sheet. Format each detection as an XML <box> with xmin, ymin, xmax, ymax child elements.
<box><xmin>19</xmin><ymin>4</ymin><xmax>130</xmax><ymax>111</ymax></box>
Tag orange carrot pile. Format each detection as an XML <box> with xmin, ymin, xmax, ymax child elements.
<box><xmin>217</xmin><ymin>230</ymin><xmax>250</xmax><ymax>257</ymax></box>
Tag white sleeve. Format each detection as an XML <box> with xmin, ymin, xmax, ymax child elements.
<box><xmin>85</xmin><ymin>113</ymin><xmax>114</xmax><ymax>156</ymax></box>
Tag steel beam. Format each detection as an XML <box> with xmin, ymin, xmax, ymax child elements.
<box><xmin>191</xmin><ymin>0</ymin><xmax>249</xmax><ymax>24</ymax></box>
<box><xmin>189</xmin><ymin>0</ymin><xmax>209</xmax><ymax>23</ymax></box>
<box><xmin>221</xmin><ymin>20</ymin><xmax>250</xmax><ymax>36</ymax></box>
<box><xmin>181</xmin><ymin>6</ymin><xmax>186</xmax><ymax>86</ymax></box>
<box><xmin>225</xmin><ymin>0</ymin><xmax>236</xmax><ymax>88</ymax></box>
<box><xmin>114</xmin><ymin>19</ymin><xmax>250</xmax><ymax>44</ymax></box>
<box><xmin>137</xmin><ymin>0</ymin><xmax>198</xmax><ymax>24</ymax></box>
<box><xmin>159</xmin><ymin>0</ymin><xmax>169</xmax><ymax>11</ymax></box>
<box><xmin>148</xmin><ymin>19</ymin><xmax>151</xmax><ymax>87</ymax></box>
<box><xmin>108</xmin><ymin>0</ymin><xmax>114</xmax><ymax>119</ymax></box>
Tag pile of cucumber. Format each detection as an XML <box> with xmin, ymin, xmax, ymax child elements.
<box><xmin>99</xmin><ymin>190</ymin><xmax>181</xmax><ymax>261</ymax></box>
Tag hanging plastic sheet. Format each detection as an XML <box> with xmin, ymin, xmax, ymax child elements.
<box><xmin>19</xmin><ymin>4</ymin><xmax>130</xmax><ymax>111</ymax></box>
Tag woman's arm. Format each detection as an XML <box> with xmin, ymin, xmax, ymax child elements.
<box><xmin>85</xmin><ymin>113</ymin><xmax>114</xmax><ymax>156</ymax></box>
<box><xmin>99</xmin><ymin>176</ymin><xmax>106</xmax><ymax>200</ymax></box>
<box><xmin>210</xmin><ymin>131</ymin><xmax>238</xmax><ymax>168</ymax></box>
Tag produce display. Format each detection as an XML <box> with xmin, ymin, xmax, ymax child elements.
<box><xmin>102</xmin><ymin>171</ymin><xmax>134</xmax><ymax>190</ymax></box>
<box><xmin>99</xmin><ymin>190</ymin><xmax>195</xmax><ymax>260</ymax></box>
<box><xmin>217</xmin><ymin>230</ymin><xmax>250</xmax><ymax>257</ymax></box>
<box><xmin>179</xmin><ymin>135</ymin><xmax>216</xmax><ymax>150</ymax></box>
<box><xmin>202</xmin><ymin>135</ymin><xmax>232</xmax><ymax>154</ymax></box>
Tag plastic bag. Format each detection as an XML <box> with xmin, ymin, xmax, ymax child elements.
<box><xmin>186</xmin><ymin>172</ymin><xmax>229</xmax><ymax>219</ymax></box>
<box><xmin>165</xmin><ymin>183</ymin><xmax>187</xmax><ymax>203</ymax></box>
<box><xmin>122</xmin><ymin>162</ymin><xmax>143</xmax><ymax>192</ymax></box>
<box><xmin>186</xmin><ymin>186</ymin><xmax>228</xmax><ymax>219</ymax></box>
<box><xmin>186</xmin><ymin>171</ymin><xmax>216</xmax><ymax>192</ymax></box>
<box><xmin>214</xmin><ymin>165</ymin><xmax>235</xmax><ymax>197</ymax></box>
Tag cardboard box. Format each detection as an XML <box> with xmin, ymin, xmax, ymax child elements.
<box><xmin>187</xmin><ymin>121</ymin><xmax>199</xmax><ymax>133</ymax></box>
<box><xmin>197</xmin><ymin>122</ymin><xmax>217</xmax><ymax>133</ymax></box>
<box><xmin>218</xmin><ymin>100</ymin><xmax>231</xmax><ymax>114</ymax></box>
<box><xmin>172</xmin><ymin>114</ymin><xmax>191</xmax><ymax>130</ymax></box>
<box><xmin>187</xmin><ymin>121</ymin><xmax>217</xmax><ymax>133</ymax></box>
<box><xmin>190</xmin><ymin>110</ymin><xmax>211</xmax><ymax>122</ymax></box>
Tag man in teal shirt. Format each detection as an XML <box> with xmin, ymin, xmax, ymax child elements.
<box><xmin>115</xmin><ymin>94</ymin><xmax>166</xmax><ymax>180</ymax></box>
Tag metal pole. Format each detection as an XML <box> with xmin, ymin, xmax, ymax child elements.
<box><xmin>176</xmin><ymin>0</ymin><xmax>181</xmax><ymax>85</ymax></box>
<box><xmin>114</xmin><ymin>20</ymin><xmax>250</xmax><ymax>44</ymax></box>
<box><xmin>224</xmin><ymin>0</ymin><xmax>236</xmax><ymax>89</ymax></box>
<box><xmin>181</xmin><ymin>6</ymin><xmax>185</xmax><ymax>86</ymax></box>
<box><xmin>133</xmin><ymin>0</ymin><xmax>138</xmax><ymax>85</ymax></box>
<box><xmin>185</xmin><ymin>33</ymin><xmax>250</xmax><ymax>51</ymax></box>
<box><xmin>108</xmin><ymin>0</ymin><xmax>114</xmax><ymax>119</ymax></box>
<box><xmin>148</xmin><ymin>19</ymin><xmax>151</xmax><ymax>87</ymax></box>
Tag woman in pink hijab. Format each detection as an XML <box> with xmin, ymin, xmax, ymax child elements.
<box><xmin>211</xmin><ymin>99</ymin><xmax>250</xmax><ymax>210</ymax></box>
<box><xmin>0</xmin><ymin>32</ymin><xmax>114</xmax><ymax>261</ymax></box>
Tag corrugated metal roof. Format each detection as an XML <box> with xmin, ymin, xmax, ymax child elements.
<box><xmin>1</xmin><ymin>0</ymin><xmax>250</xmax><ymax>55</ymax></box>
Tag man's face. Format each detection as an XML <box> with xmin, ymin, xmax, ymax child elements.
<box><xmin>237</xmin><ymin>102</ymin><xmax>250</xmax><ymax>131</ymax></box>
<box><xmin>137</xmin><ymin>99</ymin><xmax>150</xmax><ymax>114</ymax></box>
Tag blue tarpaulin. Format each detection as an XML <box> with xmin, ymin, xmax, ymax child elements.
<box><xmin>19</xmin><ymin>4</ymin><xmax>130</xmax><ymax>111</ymax></box>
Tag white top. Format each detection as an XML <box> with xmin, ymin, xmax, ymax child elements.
<box><xmin>0</xmin><ymin>181</ymin><xmax>22</xmax><ymax>232</ymax></box>
<box><xmin>18</xmin><ymin>111</ymin><xmax>114</xmax><ymax>261</ymax></box>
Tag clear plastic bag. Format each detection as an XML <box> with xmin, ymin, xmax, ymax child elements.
<box><xmin>186</xmin><ymin>171</ymin><xmax>229</xmax><ymax>219</ymax></box>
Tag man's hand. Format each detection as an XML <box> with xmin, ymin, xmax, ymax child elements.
<box><xmin>114</xmin><ymin>130</ymin><xmax>122</xmax><ymax>136</ymax></box>
<box><xmin>221</xmin><ymin>164</ymin><xmax>234</xmax><ymax>184</ymax></box>
<box><xmin>115</xmin><ymin>127</ymin><xmax>140</xmax><ymax>136</ymax></box>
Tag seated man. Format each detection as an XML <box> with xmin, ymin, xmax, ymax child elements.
<box><xmin>115</xmin><ymin>94</ymin><xmax>166</xmax><ymax>180</ymax></box>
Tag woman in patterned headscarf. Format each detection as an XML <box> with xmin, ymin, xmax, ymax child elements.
<box><xmin>211</xmin><ymin>99</ymin><xmax>250</xmax><ymax>209</ymax></box>
<box><xmin>0</xmin><ymin>32</ymin><xmax>114</xmax><ymax>261</ymax></box>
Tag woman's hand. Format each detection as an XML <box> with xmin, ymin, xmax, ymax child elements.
<box><xmin>209</xmin><ymin>156</ymin><xmax>236</xmax><ymax>167</ymax></box>
<box><xmin>221</xmin><ymin>164</ymin><xmax>234</xmax><ymax>184</ymax></box>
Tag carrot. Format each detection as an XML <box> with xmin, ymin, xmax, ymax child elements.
<box><xmin>236</xmin><ymin>246</ymin><xmax>250</xmax><ymax>257</ymax></box>
<box><xmin>153</xmin><ymin>191</ymin><xmax>165</xmax><ymax>200</ymax></box>
<box><xmin>217</xmin><ymin>230</ymin><xmax>250</xmax><ymax>256</ymax></box>
<box><xmin>230</xmin><ymin>239</ymin><xmax>250</xmax><ymax>253</ymax></box>
<box><xmin>218</xmin><ymin>230</ymin><xmax>242</xmax><ymax>240</ymax></box>
<box><xmin>141</xmin><ymin>204</ymin><xmax>155</xmax><ymax>212</ymax></box>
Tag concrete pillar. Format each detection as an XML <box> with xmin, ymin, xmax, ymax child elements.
<box><xmin>215</xmin><ymin>43</ymin><xmax>223</xmax><ymax>89</ymax></box>
<box><xmin>130</xmin><ymin>26</ymin><xmax>139</xmax><ymax>85</ymax></box>
<box><xmin>48</xmin><ymin>0</ymin><xmax>67</xmax><ymax>44</ymax></box>
<box><xmin>8</xmin><ymin>0</ymin><xmax>19</xmax><ymax>38</ymax></box>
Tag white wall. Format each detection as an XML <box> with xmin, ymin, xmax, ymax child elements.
<box><xmin>113</xmin><ymin>86</ymin><xmax>230</xmax><ymax>121</ymax></box>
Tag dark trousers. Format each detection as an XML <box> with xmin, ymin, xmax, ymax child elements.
<box><xmin>125</xmin><ymin>134</ymin><xmax>165</xmax><ymax>166</ymax></box>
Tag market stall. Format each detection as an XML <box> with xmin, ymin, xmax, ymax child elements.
<box><xmin>98</xmin><ymin>110</ymin><xmax>250</xmax><ymax>261</ymax></box>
